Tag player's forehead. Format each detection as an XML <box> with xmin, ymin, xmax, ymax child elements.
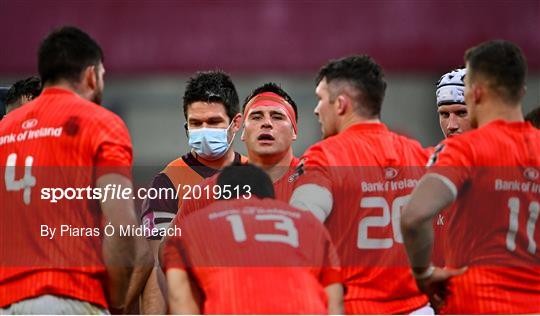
<box><xmin>247</xmin><ymin>105</ymin><xmax>288</xmax><ymax>117</ymax></box>
<box><xmin>438</xmin><ymin>103</ymin><xmax>467</xmax><ymax>113</ymax></box>
<box><xmin>315</xmin><ymin>78</ymin><xmax>329</xmax><ymax>96</ymax></box>
<box><xmin>187</xmin><ymin>101</ymin><xmax>229</xmax><ymax>121</ymax></box>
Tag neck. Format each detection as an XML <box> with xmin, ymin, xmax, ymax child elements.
<box><xmin>193</xmin><ymin>148</ymin><xmax>236</xmax><ymax>170</ymax></box>
<box><xmin>476</xmin><ymin>100</ymin><xmax>524</xmax><ymax>128</ymax></box>
<box><xmin>44</xmin><ymin>81</ymin><xmax>79</xmax><ymax>95</ymax></box>
<box><xmin>338</xmin><ymin>114</ymin><xmax>381</xmax><ymax>133</ymax></box>
<box><xmin>248</xmin><ymin>148</ymin><xmax>294</xmax><ymax>182</ymax></box>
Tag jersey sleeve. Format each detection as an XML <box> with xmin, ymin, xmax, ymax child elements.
<box><xmin>90</xmin><ymin>111</ymin><xmax>133</xmax><ymax>179</ymax></box>
<box><xmin>289</xmin><ymin>144</ymin><xmax>335</xmax><ymax>221</ymax></box>
<box><xmin>320</xmin><ymin>231</ymin><xmax>342</xmax><ymax>286</ymax></box>
<box><xmin>426</xmin><ymin>137</ymin><xmax>474</xmax><ymax>199</ymax></box>
<box><xmin>141</xmin><ymin>173</ymin><xmax>179</xmax><ymax>240</ymax></box>
<box><xmin>161</xmin><ymin>234</ymin><xmax>188</xmax><ymax>272</ymax></box>
<box><xmin>296</xmin><ymin>144</ymin><xmax>333</xmax><ymax>191</ymax></box>
<box><xmin>160</xmin><ymin>210</ymin><xmax>191</xmax><ymax>271</ymax></box>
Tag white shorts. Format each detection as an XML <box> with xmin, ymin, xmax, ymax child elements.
<box><xmin>410</xmin><ymin>303</ymin><xmax>435</xmax><ymax>315</ymax></box>
<box><xmin>0</xmin><ymin>294</ymin><xmax>109</xmax><ymax>315</ymax></box>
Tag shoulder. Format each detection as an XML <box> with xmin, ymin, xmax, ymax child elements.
<box><xmin>83</xmin><ymin>103</ymin><xmax>126</xmax><ymax>128</ymax></box>
<box><xmin>162</xmin><ymin>154</ymin><xmax>207</xmax><ymax>187</ymax></box>
<box><xmin>165</xmin><ymin>157</ymin><xmax>190</xmax><ymax>168</ymax></box>
<box><xmin>395</xmin><ymin>133</ymin><xmax>426</xmax><ymax>151</ymax></box>
<box><xmin>393</xmin><ymin>133</ymin><xmax>432</xmax><ymax>161</ymax></box>
<box><xmin>428</xmin><ymin>132</ymin><xmax>478</xmax><ymax>167</ymax></box>
<box><xmin>302</xmin><ymin>136</ymin><xmax>341</xmax><ymax>166</ymax></box>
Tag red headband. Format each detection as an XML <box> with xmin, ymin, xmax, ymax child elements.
<box><xmin>243</xmin><ymin>92</ymin><xmax>297</xmax><ymax>134</ymax></box>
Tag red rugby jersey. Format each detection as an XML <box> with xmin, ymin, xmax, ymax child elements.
<box><xmin>294</xmin><ymin>122</ymin><xmax>429</xmax><ymax>314</ymax></box>
<box><xmin>0</xmin><ymin>88</ymin><xmax>132</xmax><ymax>308</ymax></box>
<box><xmin>162</xmin><ymin>198</ymin><xmax>340</xmax><ymax>314</ymax></box>
<box><xmin>427</xmin><ymin>120</ymin><xmax>540</xmax><ymax>314</ymax></box>
<box><xmin>179</xmin><ymin>156</ymin><xmax>300</xmax><ymax>218</ymax></box>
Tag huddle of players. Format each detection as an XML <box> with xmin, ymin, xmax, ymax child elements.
<box><xmin>1</xmin><ymin>25</ymin><xmax>539</xmax><ymax>315</ymax></box>
<box><xmin>148</xmin><ymin>43</ymin><xmax>540</xmax><ymax>314</ymax></box>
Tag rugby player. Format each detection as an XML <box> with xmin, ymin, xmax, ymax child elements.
<box><xmin>402</xmin><ymin>40</ymin><xmax>540</xmax><ymax>313</ymax></box>
<box><xmin>178</xmin><ymin>82</ymin><xmax>301</xmax><ymax>217</ymax></box>
<box><xmin>289</xmin><ymin>55</ymin><xmax>432</xmax><ymax>314</ymax></box>
<box><xmin>432</xmin><ymin>68</ymin><xmax>471</xmax><ymax>267</ymax></box>
<box><xmin>3</xmin><ymin>76</ymin><xmax>41</xmax><ymax>114</ymax></box>
<box><xmin>436</xmin><ymin>68</ymin><xmax>470</xmax><ymax>138</ymax></box>
<box><xmin>162</xmin><ymin>164</ymin><xmax>343</xmax><ymax>314</ymax></box>
<box><xmin>0</xmin><ymin>26</ymin><xmax>152</xmax><ymax>313</ymax></box>
<box><xmin>140</xmin><ymin>70</ymin><xmax>245</xmax><ymax>313</ymax></box>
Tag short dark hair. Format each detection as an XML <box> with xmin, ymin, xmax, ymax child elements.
<box><xmin>0</xmin><ymin>86</ymin><xmax>9</xmax><ymax>117</ymax></box>
<box><xmin>5</xmin><ymin>76</ymin><xmax>42</xmax><ymax>106</ymax></box>
<box><xmin>183</xmin><ymin>71</ymin><xmax>240</xmax><ymax>121</ymax></box>
<box><xmin>464</xmin><ymin>40</ymin><xmax>527</xmax><ymax>104</ymax></box>
<box><xmin>38</xmin><ymin>26</ymin><xmax>103</xmax><ymax>85</ymax></box>
<box><xmin>217</xmin><ymin>164</ymin><xmax>275</xmax><ymax>200</ymax></box>
<box><xmin>242</xmin><ymin>82</ymin><xmax>298</xmax><ymax>122</ymax></box>
<box><xmin>316</xmin><ymin>55</ymin><xmax>386</xmax><ymax>118</ymax></box>
<box><xmin>525</xmin><ymin>106</ymin><xmax>540</xmax><ymax>128</ymax></box>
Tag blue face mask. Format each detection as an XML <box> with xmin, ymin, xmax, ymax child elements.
<box><xmin>188</xmin><ymin>122</ymin><xmax>234</xmax><ymax>161</ymax></box>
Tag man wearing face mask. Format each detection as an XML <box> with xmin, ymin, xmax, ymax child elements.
<box><xmin>178</xmin><ymin>82</ymin><xmax>304</xmax><ymax>218</ymax></box>
<box><xmin>140</xmin><ymin>70</ymin><xmax>246</xmax><ymax>313</ymax></box>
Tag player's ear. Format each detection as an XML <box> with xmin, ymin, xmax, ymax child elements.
<box><xmin>336</xmin><ymin>94</ymin><xmax>348</xmax><ymax>116</ymax></box>
<box><xmin>84</xmin><ymin>65</ymin><xmax>97</xmax><ymax>91</ymax></box>
<box><xmin>231</xmin><ymin>113</ymin><xmax>242</xmax><ymax>133</ymax></box>
<box><xmin>291</xmin><ymin>130</ymin><xmax>297</xmax><ymax>141</ymax></box>
<box><xmin>473</xmin><ymin>83</ymin><xmax>483</xmax><ymax>105</ymax></box>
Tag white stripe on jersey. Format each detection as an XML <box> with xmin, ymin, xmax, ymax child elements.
<box><xmin>290</xmin><ymin>184</ymin><xmax>333</xmax><ymax>222</ymax></box>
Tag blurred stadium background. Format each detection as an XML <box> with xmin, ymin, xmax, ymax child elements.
<box><xmin>1</xmin><ymin>0</ymin><xmax>539</xmax><ymax>171</ymax></box>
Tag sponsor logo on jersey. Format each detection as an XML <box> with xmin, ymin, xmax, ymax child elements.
<box><xmin>524</xmin><ymin>167</ymin><xmax>539</xmax><ymax>181</ymax></box>
<box><xmin>22</xmin><ymin>118</ymin><xmax>38</xmax><ymax>130</ymax></box>
<box><xmin>384</xmin><ymin>167</ymin><xmax>399</xmax><ymax>180</ymax></box>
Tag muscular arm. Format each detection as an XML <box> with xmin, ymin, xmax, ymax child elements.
<box><xmin>325</xmin><ymin>283</ymin><xmax>344</xmax><ymax>315</ymax></box>
<box><xmin>140</xmin><ymin>173</ymin><xmax>179</xmax><ymax>313</ymax></box>
<box><xmin>401</xmin><ymin>174</ymin><xmax>456</xmax><ymax>271</ymax></box>
<box><xmin>166</xmin><ymin>269</ymin><xmax>200</xmax><ymax>314</ymax></box>
<box><xmin>98</xmin><ymin>174</ymin><xmax>153</xmax><ymax>311</ymax></box>
<box><xmin>141</xmin><ymin>240</ymin><xmax>167</xmax><ymax>314</ymax></box>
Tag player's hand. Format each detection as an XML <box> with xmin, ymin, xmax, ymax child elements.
<box><xmin>414</xmin><ymin>266</ymin><xmax>467</xmax><ymax>311</ymax></box>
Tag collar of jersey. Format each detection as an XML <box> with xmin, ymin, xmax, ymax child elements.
<box><xmin>344</xmin><ymin>122</ymin><xmax>388</xmax><ymax>133</ymax></box>
<box><xmin>486</xmin><ymin>119</ymin><xmax>532</xmax><ymax>130</ymax></box>
<box><xmin>41</xmin><ymin>87</ymin><xmax>78</xmax><ymax>97</ymax></box>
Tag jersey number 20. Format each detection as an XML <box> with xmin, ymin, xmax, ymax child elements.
<box><xmin>357</xmin><ymin>196</ymin><xmax>410</xmax><ymax>249</ymax></box>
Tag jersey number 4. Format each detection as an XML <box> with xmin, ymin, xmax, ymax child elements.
<box><xmin>4</xmin><ymin>153</ymin><xmax>36</xmax><ymax>205</ymax></box>
<box><xmin>506</xmin><ymin>197</ymin><xmax>539</xmax><ymax>255</ymax></box>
